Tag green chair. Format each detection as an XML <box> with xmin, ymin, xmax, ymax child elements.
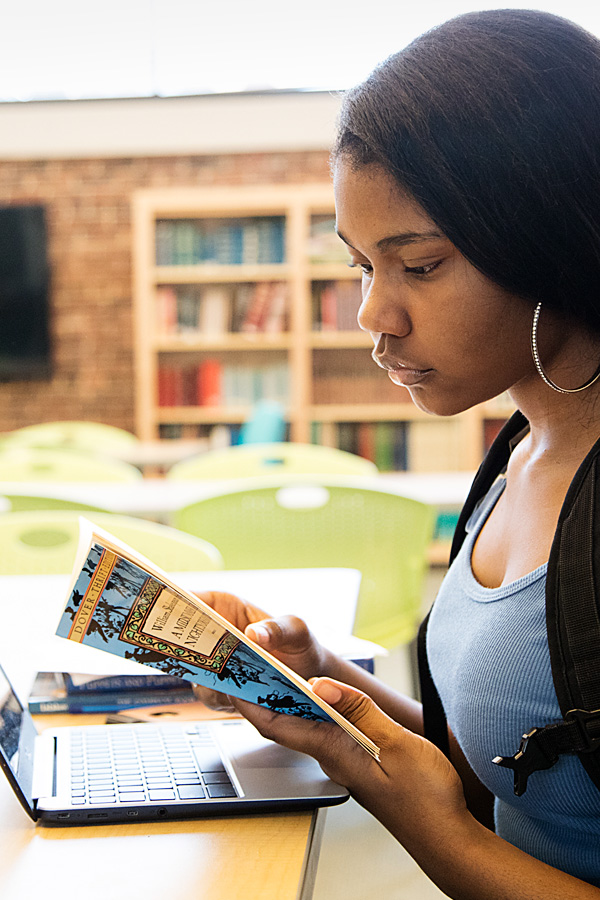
<box><xmin>0</xmin><ymin>447</ymin><xmax>143</xmax><ymax>482</ymax></box>
<box><xmin>0</xmin><ymin>421</ymin><xmax>139</xmax><ymax>455</ymax></box>
<box><xmin>0</xmin><ymin>494</ymin><xmax>109</xmax><ymax>513</ymax></box>
<box><xmin>0</xmin><ymin>510</ymin><xmax>224</xmax><ymax>576</ymax></box>
<box><xmin>166</xmin><ymin>441</ymin><xmax>378</xmax><ymax>481</ymax></box>
<box><xmin>173</xmin><ymin>479</ymin><xmax>435</xmax><ymax>648</ymax></box>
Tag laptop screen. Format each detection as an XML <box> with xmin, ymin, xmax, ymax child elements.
<box><xmin>0</xmin><ymin>663</ymin><xmax>38</xmax><ymax>819</ymax></box>
<box><xmin>0</xmin><ymin>667</ymin><xmax>23</xmax><ymax>776</ymax></box>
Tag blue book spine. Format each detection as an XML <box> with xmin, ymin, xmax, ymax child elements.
<box><xmin>65</xmin><ymin>673</ymin><xmax>187</xmax><ymax>693</ymax></box>
<box><xmin>29</xmin><ymin>688</ymin><xmax>196</xmax><ymax>714</ymax></box>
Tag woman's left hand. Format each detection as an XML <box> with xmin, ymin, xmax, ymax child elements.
<box><xmin>232</xmin><ymin>676</ymin><xmax>469</xmax><ymax>851</ymax></box>
<box><xmin>231</xmin><ymin>681</ymin><xmax>600</xmax><ymax>900</ymax></box>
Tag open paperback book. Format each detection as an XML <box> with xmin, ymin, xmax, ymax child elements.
<box><xmin>55</xmin><ymin>518</ymin><xmax>380</xmax><ymax>760</ymax></box>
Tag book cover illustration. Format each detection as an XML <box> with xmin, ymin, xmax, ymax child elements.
<box><xmin>56</xmin><ymin>542</ymin><xmax>331</xmax><ymax>722</ymax></box>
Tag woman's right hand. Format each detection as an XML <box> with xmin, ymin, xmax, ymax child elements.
<box><xmin>191</xmin><ymin>591</ymin><xmax>331</xmax><ymax>711</ymax></box>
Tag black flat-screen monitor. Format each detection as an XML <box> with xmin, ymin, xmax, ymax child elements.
<box><xmin>0</xmin><ymin>205</ymin><xmax>51</xmax><ymax>381</ymax></box>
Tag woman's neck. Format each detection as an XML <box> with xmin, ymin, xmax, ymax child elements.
<box><xmin>508</xmin><ymin>379</ymin><xmax>600</xmax><ymax>469</ymax></box>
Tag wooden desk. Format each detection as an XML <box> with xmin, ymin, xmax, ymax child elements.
<box><xmin>0</xmin><ymin>709</ymin><xmax>325</xmax><ymax>900</ymax></box>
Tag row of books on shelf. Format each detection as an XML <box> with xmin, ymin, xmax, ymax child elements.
<box><xmin>311</xmin><ymin>416</ymin><xmax>497</xmax><ymax>473</ymax></box>
<box><xmin>155</xmin><ymin>217</ymin><xmax>286</xmax><ymax>267</ymax></box>
<box><xmin>311</xmin><ymin>421</ymin><xmax>409</xmax><ymax>472</ymax></box>
<box><xmin>158</xmin><ymin>422</ymin><xmax>250</xmax><ymax>446</ymax></box>
<box><xmin>155</xmin><ymin>418</ymin><xmax>511</xmax><ymax>472</ymax></box>
<box><xmin>158</xmin><ymin>359</ymin><xmax>290</xmax><ymax>408</ymax></box>
<box><xmin>312</xmin><ymin>280</ymin><xmax>363</xmax><ymax>332</ymax></box>
<box><xmin>156</xmin><ymin>282</ymin><xmax>288</xmax><ymax>336</ymax></box>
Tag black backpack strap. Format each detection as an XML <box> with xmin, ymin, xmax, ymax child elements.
<box><xmin>448</xmin><ymin>410</ymin><xmax>529</xmax><ymax>567</ymax></box>
<box><xmin>419</xmin><ymin>410</ymin><xmax>600</xmax><ymax>793</ymax></box>
<box><xmin>417</xmin><ymin>410</ymin><xmax>529</xmax><ymax>757</ymax></box>
<box><xmin>492</xmin><ymin>434</ymin><xmax>600</xmax><ymax>794</ymax></box>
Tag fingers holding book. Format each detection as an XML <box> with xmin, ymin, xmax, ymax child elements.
<box><xmin>193</xmin><ymin>590</ymin><xmax>331</xmax><ymax>682</ymax></box>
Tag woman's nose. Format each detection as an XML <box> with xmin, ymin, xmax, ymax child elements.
<box><xmin>357</xmin><ymin>278</ymin><xmax>411</xmax><ymax>338</ymax></box>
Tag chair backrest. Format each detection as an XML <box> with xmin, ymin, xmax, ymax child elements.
<box><xmin>0</xmin><ymin>421</ymin><xmax>139</xmax><ymax>455</ymax></box>
<box><xmin>0</xmin><ymin>510</ymin><xmax>224</xmax><ymax>575</ymax></box>
<box><xmin>167</xmin><ymin>442</ymin><xmax>378</xmax><ymax>480</ymax></box>
<box><xmin>173</xmin><ymin>480</ymin><xmax>435</xmax><ymax>648</ymax></box>
<box><xmin>0</xmin><ymin>447</ymin><xmax>143</xmax><ymax>482</ymax></box>
<box><xmin>0</xmin><ymin>494</ymin><xmax>109</xmax><ymax>513</ymax></box>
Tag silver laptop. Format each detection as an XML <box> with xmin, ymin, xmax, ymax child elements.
<box><xmin>0</xmin><ymin>662</ymin><xmax>349</xmax><ymax>825</ymax></box>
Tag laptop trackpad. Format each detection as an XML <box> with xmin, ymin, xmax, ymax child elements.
<box><xmin>216</xmin><ymin>719</ymin><xmax>348</xmax><ymax>802</ymax></box>
<box><xmin>216</xmin><ymin>720</ymin><xmax>314</xmax><ymax>768</ymax></box>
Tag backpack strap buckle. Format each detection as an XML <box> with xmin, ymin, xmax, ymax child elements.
<box><xmin>493</xmin><ymin>709</ymin><xmax>600</xmax><ymax>796</ymax></box>
<box><xmin>493</xmin><ymin>728</ymin><xmax>559</xmax><ymax>797</ymax></box>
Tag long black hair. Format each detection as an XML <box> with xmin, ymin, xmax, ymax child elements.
<box><xmin>334</xmin><ymin>9</ymin><xmax>600</xmax><ymax>332</ymax></box>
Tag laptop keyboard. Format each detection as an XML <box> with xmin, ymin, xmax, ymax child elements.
<box><xmin>67</xmin><ymin>723</ymin><xmax>238</xmax><ymax>806</ymax></box>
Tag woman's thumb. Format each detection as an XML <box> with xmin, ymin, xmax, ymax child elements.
<box><xmin>246</xmin><ymin>615</ymin><xmax>311</xmax><ymax>651</ymax></box>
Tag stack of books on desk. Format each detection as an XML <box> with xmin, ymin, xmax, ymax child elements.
<box><xmin>28</xmin><ymin>671</ymin><xmax>196</xmax><ymax>714</ymax></box>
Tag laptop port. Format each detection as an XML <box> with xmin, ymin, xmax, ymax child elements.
<box><xmin>57</xmin><ymin>813</ymin><xmax>70</xmax><ymax>819</ymax></box>
<box><xmin>126</xmin><ymin>810</ymin><xmax>139</xmax><ymax>817</ymax></box>
<box><xmin>87</xmin><ymin>812</ymin><xmax>108</xmax><ymax>819</ymax></box>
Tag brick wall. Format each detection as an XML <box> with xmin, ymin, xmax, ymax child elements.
<box><xmin>0</xmin><ymin>151</ymin><xmax>331</xmax><ymax>435</ymax></box>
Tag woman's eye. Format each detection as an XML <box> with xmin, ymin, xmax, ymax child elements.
<box><xmin>404</xmin><ymin>261</ymin><xmax>441</xmax><ymax>276</ymax></box>
<box><xmin>347</xmin><ymin>261</ymin><xmax>373</xmax><ymax>275</ymax></box>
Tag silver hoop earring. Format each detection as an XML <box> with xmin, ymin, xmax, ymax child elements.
<box><xmin>531</xmin><ymin>301</ymin><xmax>600</xmax><ymax>394</ymax></box>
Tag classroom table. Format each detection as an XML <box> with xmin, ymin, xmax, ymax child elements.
<box><xmin>0</xmin><ymin>568</ymin><xmax>363</xmax><ymax>900</ymax></box>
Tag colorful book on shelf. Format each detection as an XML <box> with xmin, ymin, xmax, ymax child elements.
<box><xmin>155</xmin><ymin>220</ymin><xmax>175</xmax><ymax>265</ymax></box>
<box><xmin>154</xmin><ymin>218</ymin><xmax>286</xmax><ymax>267</ymax></box>
<box><xmin>357</xmin><ymin>422</ymin><xmax>376</xmax><ymax>464</ymax></box>
<box><xmin>315</xmin><ymin>281</ymin><xmax>362</xmax><ymax>332</ymax></box>
<box><xmin>335</xmin><ymin>281</ymin><xmax>363</xmax><ymax>331</ymax></box>
<box><xmin>262</xmin><ymin>282</ymin><xmax>287</xmax><ymax>333</ymax></box>
<box><xmin>55</xmin><ymin>519</ymin><xmax>380</xmax><ymax>759</ymax></box>
<box><xmin>373</xmin><ymin>422</ymin><xmax>395</xmax><ymax>472</ymax></box>
<box><xmin>230</xmin><ymin>283</ymin><xmax>254</xmax><ymax>332</ymax></box>
<box><xmin>157</xmin><ymin>366</ymin><xmax>179</xmax><ymax>407</ymax></box>
<box><xmin>257</xmin><ymin>218</ymin><xmax>285</xmax><ymax>264</ymax></box>
<box><xmin>28</xmin><ymin>671</ymin><xmax>196</xmax><ymax>714</ymax></box>
<box><xmin>198</xmin><ymin>285</ymin><xmax>232</xmax><ymax>335</ymax></box>
<box><xmin>155</xmin><ymin>285</ymin><xmax>178</xmax><ymax>334</ymax></box>
<box><xmin>176</xmin><ymin>289</ymin><xmax>202</xmax><ymax>333</ymax></box>
<box><xmin>173</xmin><ymin>220</ymin><xmax>197</xmax><ymax>265</ymax></box>
<box><xmin>241</xmin><ymin>282</ymin><xmax>275</xmax><ymax>333</ymax></box>
<box><xmin>319</xmin><ymin>284</ymin><xmax>338</xmax><ymax>331</ymax></box>
<box><xmin>157</xmin><ymin>366</ymin><xmax>196</xmax><ymax>407</ymax></box>
<box><xmin>196</xmin><ymin>358</ymin><xmax>223</xmax><ymax>406</ymax></box>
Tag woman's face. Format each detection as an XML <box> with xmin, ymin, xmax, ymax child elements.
<box><xmin>333</xmin><ymin>159</ymin><xmax>535</xmax><ymax>416</ymax></box>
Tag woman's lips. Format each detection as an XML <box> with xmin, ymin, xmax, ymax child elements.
<box><xmin>386</xmin><ymin>365</ymin><xmax>433</xmax><ymax>387</ymax></box>
<box><xmin>372</xmin><ymin>351</ymin><xmax>433</xmax><ymax>386</ymax></box>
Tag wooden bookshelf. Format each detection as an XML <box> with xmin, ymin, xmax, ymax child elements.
<box><xmin>132</xmin><ymin>185</ymin><xmax>514</xmax><ymax>470</ymax></box>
